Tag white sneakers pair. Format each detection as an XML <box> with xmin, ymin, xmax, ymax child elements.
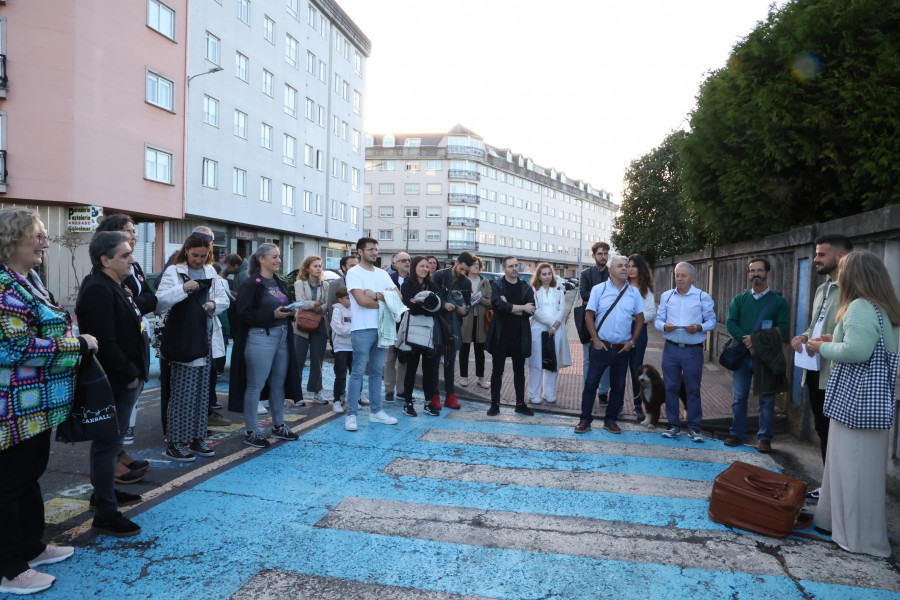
<box><xmin>0</xmin><ymin>545</ymin><xmax>75</xmax><ymax>595</ymax></box>
<box><xmin>344</xmin><ymin>410</ymin><xmax>398</xmax><ymax>431</ymax></box>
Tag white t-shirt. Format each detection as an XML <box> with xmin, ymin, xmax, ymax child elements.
<box><xmin>345</xmin><ymin>265</ymin><xmax>396</xmax><ymax>331</ymax></box>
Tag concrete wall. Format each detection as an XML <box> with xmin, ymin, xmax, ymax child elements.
<box><xmin>651</xmin><ymin>205</ymin><xmax>900</xmax><ymax>459</ymax></box>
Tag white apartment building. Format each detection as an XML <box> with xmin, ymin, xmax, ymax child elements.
<box><xmin>364</xmin><ymin>125</ymin><xmax>618</xmax><ymax>278</ymax></box>
<box><xmin>180</xmin><ymin>0</ymin><xmax>369</xmax><ymax>271</ymax></box>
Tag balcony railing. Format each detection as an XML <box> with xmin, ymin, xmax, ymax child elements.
<box><xmin>0</xmin><ymin>55</ymin><xmax>7</xmax><ymax>91</ymax></box>
<box><xmin>447</xmin><ymin>240</ymin><xmax>479</xmax><ymax>251</ymax></box>
<box><xmin>448</xmin><ymin>193</ymin><xmax>479</xmax><ymax>204</ymax></box>
<box><xmin>447</xmin><ymin>145</ymin><xmax>486</xmax><ymax>159</ymax></box>
<box><xmin>0</xmin><ymin>150</ymin><xmax>6</xmax><ymax>185</ymax></box>
<box><xmin>447</xmin><ymin>217</ymin><xmax>478</xmax><ymax>227</ymax></box>
<box><xmin>448</xmin><ymin>169</ymin><xmax>479</xmax><ymax>181</ymax></box>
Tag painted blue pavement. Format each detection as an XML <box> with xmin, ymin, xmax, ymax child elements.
<box><xmin>16</xmin><ymin>401</ymin><xmax>893</xmax><ymax>600</ymax></box>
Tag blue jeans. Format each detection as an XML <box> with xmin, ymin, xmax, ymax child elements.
<box><xmin>580</xmin><ymin>345</ymin><xmax>629</xmax><ymax>424</ymax></box>
<box><xmin>582</xmin><ymin>343</ymin><xmax>610</xmax><ymax>395</ymax></box>
<box><xmin>731</xmin><ymin>356</ymin><xmax>774</xmax><ymax>441</ymax></box>
<box><xmin>627</xmin><ymin>324</ymin><xmax>648</xmax><ymax>403</ymax></box>
<box><xmin>242</xmin><ymin>325</ymin><xmax>290</xmax><ymax>433</ymax></box>
<box><xmin>347</xmin><ymin>328</ymin><xmax>385</xmax><ymax>416</ymax></box>
<box><xmin>661</xmin><ymin>344</ymin><xmax>704</xmax><ymax>430</ymax></box>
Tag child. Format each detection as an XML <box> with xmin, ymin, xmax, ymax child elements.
<box><xmin>330</xmin><ymin>286</ymin><xmax>353</xmax><ymax>413</ymax></box>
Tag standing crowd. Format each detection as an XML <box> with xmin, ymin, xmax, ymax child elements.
<box><xmin>0</xmin><ymin>212</ymin><xmax>897</xmax><ymax>594</ymax></box>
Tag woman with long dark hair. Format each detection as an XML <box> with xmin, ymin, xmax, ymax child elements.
<box><xmin>627</xmin><ymin>254</ymin><xmax>656</xmax><ymax>420</ymax></box>
<box><xmin>399</xmin><ymin>255</ymin><xmax>443</xmax><ymax>417</ymax></box>
<box><xmin>459</xmin><ymin>255</ymin><xmax>492</xmax><ymax>388</ymax></box>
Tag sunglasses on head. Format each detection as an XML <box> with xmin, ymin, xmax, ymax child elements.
<box><xmin>191</xmin><ymin>231</ymin><xmax>214</xmax><ymax>242</ymax></box>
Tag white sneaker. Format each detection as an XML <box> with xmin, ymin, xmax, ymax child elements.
<box><xmin>344</xmin><ymin>415</ymin><xmax>358</xmax><ymax>431</ymax></box>
<box><xmin>1</xmin><ymin>569</ymin><xmax>55</xmax><ymax>594</ymax></box>
<box><xmin>530</xmin><ymin>397</ymin><xmax>542</xmax><ymax>405</ymax></box>
<box><xmin>332</xmin><ymin>400</ymin><xmax>345</xmax><ymax>414</ymax></box>
<box><xmin>369</xmin><ymin>410</ymin><xmax>398</xmax><ymax>425</ymax></box>
<box><xmin>459</xmin><ymin>379</ymin><xmax>469</xmax><ymax>387</ymax></box>
<box><xmin>28</xmin><ymin>545</ymin><xmax>74</xmax><ymax>568</ymax></box>
<box><xmin>359</xmin><ymin>395</ymin><xmax>369</xmax><ymax>406</ymax></box>
<box><xmin>546</xmin><ymin>397</ymin><xmax>557</xmax><ymax>404</ymax></box>
<box><xmin>257</xmin><ymin>402</ymin><xmax>267</xmax><ymax>415</ymax></box>
<box><xmin>313</xmin><ymin>392</ymin><xmax>328</xmax><ymax>404</ymax></box>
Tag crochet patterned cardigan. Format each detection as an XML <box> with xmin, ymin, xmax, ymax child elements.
<box><xmin>0</xmin><ymin>264</ymin><xmax>82</xmax><ymax>450</ymax></box>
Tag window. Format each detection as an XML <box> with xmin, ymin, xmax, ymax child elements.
<box><xmin>260</xmin><ymin>176</ymin><xmax>272</xmax><ymax>202</ymax></box>
<box><xmin>316</xmin><ymin>150</ymin><xmax>324</xmax><ymax>170</ymax></box>
<box><xmin>352</xmin><ymin>129</ymin><xmax>361</xmax><ymax>152</ymax></box>
<box><xmin>341</xmin><ymin>121</ymin><xmax>349</xmax><ymax>141</ymax></box>
<box><xmin>426</xmin><ymin>230</ymin><xmax>441</xmax><ymax>242</ymax></box>
<box><xmin>315</xmin><ymin>194</ymin><xmax>323</xmax><ymax>214</ymax></box>
<box><xmin>381</xmin><ymin>161</ymin><xmax>394</xmax><ymax>171</ymax></box>
<box><xmin>146</xmin><ymin>71</ymin><xmax>174</xmax><ymax>111</ymax></box>
<box><xmin>332</xmin><ymin>115</ymin><xmax>340</xmax><ymax>136</ymax></box>
<box><xmin>235</xmin><ymin>52</ymin><xmax>249</xmax><ymax>82</ymax></box>
<box><xmin>427</xmin><ymin>160</ymin><xmax>442</xmax><ymax>171</ymax></box>
<box><xmin>305</xmin><ymin>97</ymin><xmax>315</xmax><ymax>120</ymax></box>
<box><xmin>404</xmin><ymin>138</ymin><xmax>421</xmax><ymax>148</ymax></box>
<box><xmin>147</xmin><ymin>0</ymin><xmax>175</xmax><ymax>40</ymax></box>
<box><xmin>319</xmin><ymin>14</ymin><xmax>327</xmax><ymax>37</ymax></box>
<box><xmin>379</xmin><ymin>206</ymin><xmax>393</xmax><ymax>218</ymax></box>
<box><xmin>426</xmin><ymin>183</ymin><xmax>442</xmax><ymax>195</ymax></box>
<box><xmin>353</xmin><ymin>89</ymin><xmax>361</xmax><ymax>113</ymax></box>
<box><xmin>426</xmin><ymin>207</ymin><xmax>441</xmax><ymax>218</ymax></box>
<box><xmin>233</xmin><ymin>109</ymin><xmax>247</xmax><ymax>138</ymax></box>
<box><xmin>331</xmin><ymin>158</ymin><xmax>339</xmax><ymax>177</ymax></box>
<box><xmin>205</xmin><ymin>32</ymin><xmax>220</xmax><ymax>64</ymax></box>
<box><xmin>306</xmin><ymin>51</ymin><xmax>316</xmax><ymax>74</ymax></box>
<box><xmin>237</xmin><ymin>0</ymin><xmax>250</xmax><ymax>24</ymax></box>
<box><xmin>406</xmin><ymin>230</ymin><xmax>419</xmax><ymax>242</ymax></box>
<box><xmin>405</xmin><ymin>161</ymin><xmax>419</xmax><ymax>172</ymax></box>
<box><xmin>330</xmin><ymin>199</ymin><xmax>337</xmax><ymax>219</ymax></box>
<box><xmin>283</xmin><ymin>84</ymin><xmax>297</xmax><ymax>117</ymax></box>
<box><xmin>283</xmin><ymin>134</ymin><xmax>296</xmax><ymax>166</ymax></box>
<box><xmin>287</xmin><ymin>0</ymin><xmax>299</xmax><ymax>17</ymax></box>
<box><xmin>342</xmin><ymin>81</ymin><xmax>350</xmax><ymax>101</ymax></box>
<box><xmin>351</xmin><ymin>168</ymin><xmax>360</xmax><ymax>191</ymax></box>
<box><xmin>378</xmin><ymin>230</ymin><xmax>393</xmax><ymax>241</ymax></box>
<box><xmin>340</xmin><ymin>162</ymin><xmax>347</xmax><ymax>181</ymax></box>
<box><xmin>233</xmin><ymin>168</ymin><xmax>247</xmax><ymax>195</ymax></box>
<box><xmin>304</xmin><ymin>144</ymin><xmax>314</xmax><ymax>167</ymax></box>
<box><xmin>405</xmin><ymin>183</ymin><xmax>420</xmax><ymax>195</ymax></box>
<box><xmin>383</xmin><ymin>134</ymin><xmax>395</xmax><ymax>148</ymax></box>
<box><xmin>333</xmin><ymin>73</ymin><xmax>341</xmax><ymax>94</ymax></box>
<box><xmin>282</xmin><ymin>184</ymin><xmax>295</xmax><ymax>215</ymax></box>
<box><xmin>262</xmin><ymin>69</ymin><xmax>274</xmax><ymax>97</ymax></box>
<box><xmin>379</xmin><ymin>183</ymin><xmax>394</xmax><ymax>195</ymax></box>
<box><xmin>317</xmin><ymin>105</ymin><xmax>325</xmax><ymax>126</ymax></box>
<box><xmin>351</xmin><ymin>206</ymin><xmax>359</xmax><ymax>230</ymax></box>
<box><xmin>354</xmin><ymin>51</ymin><xmax>362</xmax><ymax>75</ymax></box>
<box><xmin>203</xmin><ymin>95</ymin><xmax>218</xmax><ymax>126</ymax></box>
<box><xmin>303</xmin><ymin>190</ymin><xmax>312</xmax><ymax>212</ymax></box>
<box><xmin>285</xmin><ymin>34</ymin><xmax>299</xmax><ymax>68</ymax></box>
<box><xmin>144</xmin><ymin>146</ymin><xmax>172</xmax><ymax>183</ymax></box>
<box><xmin>405</xmin><ymin>207</ymin><xmax>419</xmax><ymax>217</ymax></box>
<box><xmin>260</xmin><ymin>123</ymin><xmax>272</xmax><ymax>149</ymax></box>
<box><xmin>307</xmin><ymin>4</ymin><xmax>317</xmax><ymax>27</ymax></box>
<box><xmin>318</xmin><ymin>60</ymin><xmax>326</xmax><ymax>82</ymax></box>
<box><xmin>263</xmin><ymin>15</ymin><xmax>275</xmax><ymax>43</ymax></box>
<box><xmin>202</xmin><ymin>158</ymin><xmax>218</xmax><ymax>188</ymax></box>
<box><xmin>363</xmin><ymin>183</ymin><xmax>372</xmax><ymax>195</ymax></box>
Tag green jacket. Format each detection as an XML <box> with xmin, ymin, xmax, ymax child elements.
<box><xmin>800</xmin><ymin>279</ymin><xmax>840</xmax><ymax>389</ymax></box>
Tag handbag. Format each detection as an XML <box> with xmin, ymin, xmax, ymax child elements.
<box><xmin>718</xmin><ymin>293</ymin><xmax>777</xmax><ymax>371</ymax></box>
<box><xmin>823</xmin><ymin>302</ymin><xmax>898</xmax><ymax>429</ymax></box>
<box><xmin>541</xmin><ymin>330</ymin><xmax>558</xmax><ymax>372</ymax></box>
<box><xmin>484</xmin><ymin>309</ymin><xmax>493</xmax><ymax>334</ymax></box>
<box><xmin>296</xmin><ymin>309</ymin><xmax>323</xmax><ymax>333</ymax></box>
<box><xmin>56</xmin><ymin>355</ymin><xmax>119</xmax><ymax>443</ymax></box>
<box><xmin>573</xmin><ymin>305</ymin><xmax>592</xmax><ymax>344</ymax></box>
<box><xmin>161</xmin><ymin>276</ymin><xmax>210</xmax><ymax>363</ymax></box>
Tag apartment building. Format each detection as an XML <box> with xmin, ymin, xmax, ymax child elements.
<box><xmin>180</xmin><ymin>0</ymin><xmax>369</xmax><ymax>271</ymax></box>
<box><xmin>0</xmin><ymin>0</ymin><xmax>186</xmax><ymax>301</ymax></box>
<box><xmin>364</xmin><ymin>125</ymin><xmax>618</xmax><ymax>278</ymax></box>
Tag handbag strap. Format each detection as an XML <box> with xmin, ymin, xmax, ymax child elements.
<box><xmin>751</xmin><ymin>293</ymin><xmax>778</xmax><ymax>332</ymax></box>
<box><xmin>595</xmin><ymin>283</ymin><xmax>629</xmax><ymax>334</ymax></box>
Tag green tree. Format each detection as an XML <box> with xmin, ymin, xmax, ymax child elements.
<box><xmin>612</xmin><ymin>131</ymin><xmax>707</xmax><ymax>265</ymax></box>
<box><xmin>680</xmin><ymin>0</ymin><xmax>900</xmax><ymax>241</ymax></box>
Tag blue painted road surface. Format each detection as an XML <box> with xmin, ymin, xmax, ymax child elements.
<box><xmin>11</xmin><ymin>401</ymin><xmax>900</xmax><ymax>599</ymax></box>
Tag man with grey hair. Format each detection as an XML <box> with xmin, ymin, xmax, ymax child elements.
<box><xmin>654</xmin><ymin>261</ymin><xmax>716</xmax><ymax>442</ymax></box>
<box><xmin>383</xmin><ymin>252</ymin><xmax>410</xmax><ymax>402</ymax></box>
<box><xmin>576</xmin><ymin>255</ymin><xmax>645</xmax><ymax>434</ymax></box>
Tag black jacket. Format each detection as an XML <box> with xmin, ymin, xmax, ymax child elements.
<box><xmin>227</xmin><ymin>275</ymin><xmax>302</xmax><ymax>412</ymax></box>
<box><xmin>431</xmin><ymin>267</ymin><xmax>471</xmax><ymax>350</ymax></box>
<box><xmin>579</xmin><ymin>265</ymin><xmax>609</xmax><ymax>303</ymax></box>
<box><xmin>486</xmin><ymin>278</ymin><xmax>535</xmax><ymax>358</ymax></box>
<box><xmin>75</xmin><ymin>271</ymin><xmax>150</xmax><ymax>390</ymax></box>
<box><xmin>123</xmin><ymin>261</ymin><xmax>158</xmax><ymax>315</ymax></box>
<box><xmin>750</xmin><ymin>327</ymin><xmax>789</xmax><ymax>396</ymax></box>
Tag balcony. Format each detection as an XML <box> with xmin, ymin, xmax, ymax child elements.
<box><xmin>447</xmin><ymin>240</ymin><xmax>479</xmax><ymax>252</ymax></box>
<box><xmin>447</xmin><ymin>145</ymin><xmax>485</xmax><ymax>159</ymax></box>
<box><xmin>448</xmin><ymin>193</ymin><xmax>479</xmax><ymax>204</ymax></box>
<box><xmin>447</xmin><ymin>217</ymin><xmax>478</xmax><ymax>228</ymax></box>
<box><xmin>448</xmin><ymin>169</ymin><xmax>479</xmax><ymax>181</ymax></box>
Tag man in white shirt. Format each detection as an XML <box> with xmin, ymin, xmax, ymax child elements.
<box><xmin>344</xmin><ymin>237</ymin><xmax>400</xmax><ymax>431</ymax></box>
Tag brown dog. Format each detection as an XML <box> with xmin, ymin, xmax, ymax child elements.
<box><xmin>636</xmin><ymin>364</ymin><xmax>688</xmax><ymax>428</ymax></box>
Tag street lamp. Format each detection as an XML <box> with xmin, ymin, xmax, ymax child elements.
<box><xmin>188</xmin><ymin>66</ymin><xmax>223</xmax><ymax>85</ymax></box>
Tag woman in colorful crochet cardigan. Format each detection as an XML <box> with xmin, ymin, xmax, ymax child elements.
<box><xmin>0</xmin><ymin>208</ymin><xmax>97</xmax><ymax>595</ymax></box>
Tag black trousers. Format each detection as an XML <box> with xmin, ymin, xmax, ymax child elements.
<box><xmin>332</xmin><ymin>351</ymin><xmax>353</xmax><ymax>401</ymax></box>
<box><xmin>491</xmin><ymin>345</ymin><xmax>526</xmax><ymax>406</ymax></box>
<box><xmin>806</xmin><ymin>371</ymin><xmax>829</xmax><ymax>463</ymax></box>
<box><xmin>0</xmin><ymin>430</ymin><xmax>51</xmax><ymax>580</ymax></box>
<box><xmin>403</xmin><ymin>348</ymin><xmax>440</xmax><ymax>404</ymax></box>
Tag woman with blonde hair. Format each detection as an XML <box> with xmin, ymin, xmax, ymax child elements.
<box><xmin>293</xmin><ymin>255</ymin><xmax>328</xmax><ymax>406</ymax></box>
<box><xmin>807</xmin><ymin>250</ymin><xmax>900</xmax><ymax>557</ymax></box>
<box><xmin>526</xmin><ymin>263</ymin><xmax>571</xmax><ymax>404</ymax></box>
<box><xmin>459</xmin><ymin>255</ymin><xmax>492</xmax><ymax>388</ymax></box>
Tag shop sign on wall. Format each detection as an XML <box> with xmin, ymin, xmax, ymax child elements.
<box><xmin>67</xmin><ymin>206</ymin><xmax>104</xmax><ymax>232</ymax></box>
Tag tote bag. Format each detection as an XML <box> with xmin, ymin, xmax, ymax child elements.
<box><xmin>56</xmin><ymin>355</ymin><xmax>118</xmax><ymax>443</ymax></box>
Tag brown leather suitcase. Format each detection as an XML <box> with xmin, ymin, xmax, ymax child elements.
<box><xmin>708</xmin><ymin>461</ymin><xmax>807</xmax><ymax>538</ymax></box>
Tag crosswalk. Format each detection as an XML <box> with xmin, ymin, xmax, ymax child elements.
<box><xmin>25</xmin><ymin>401</ymin><xmax>899</xmax><ymax>599</ymax></box>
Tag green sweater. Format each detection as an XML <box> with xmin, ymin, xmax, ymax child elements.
<box><xmin>819</xmin><ymin>299</ymin><xmax>899</xmax><ymax>363</ymax></box>
<box><xmin>726</xmin><ymin>290</ymin><xmax>790</xmax><ymax>342</ymax></box>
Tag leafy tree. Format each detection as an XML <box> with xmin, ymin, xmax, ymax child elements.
<box><xmin>612</xmin><ymin>131</ymin><xmax>708</xmax><ymax>265</ymax></box>
<box><xmin>680</xmin><ymin>0</ymin><xmax>900</xmax><ymax>241</ymax></box>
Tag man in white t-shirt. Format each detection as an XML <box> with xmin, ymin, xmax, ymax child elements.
<box><xmin>343</xmin><ymin>237</ymin><xmax>401</xmax><ymax>431</ymax></box>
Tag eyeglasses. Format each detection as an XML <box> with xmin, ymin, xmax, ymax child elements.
<box><xmin>191</xmin><ymin>231</ymin><xmax>214</xmax><ymax>242</ymax></box>
<box><xmin>397</xmin><ymin>258</ymin><xmax>411</xmax><ymax>263</ymax></box>
<box><xmin>35</xmin><ymin>232</ymin><xmax>49</xmax><ymax>244</ymax></box>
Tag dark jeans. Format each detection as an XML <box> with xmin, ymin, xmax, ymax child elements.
<box><xmin>294</xmin><ymin>326</ymin><xmax>327</xmax><ymax>394</ymax></box>
<box><xmin>333</xmin><ymin>351</ymin><xmax>353</xmax><ymax>402</ymax></box>
<box><xmin>0</xmin><ymin>430</ymin><xmax>51</xmax><ymax>580</ymax></box>
<box><xmin>627</xmin><ymin>324</ymin><xmax>648</xmax><ymax>404</ymax></box>
<box><xmin>90</xmin><ymin>383</ymin><xmax>140</xmax><ymax>517</ymax></box>
<box><xmin>806</xmin><ymin>371</ymin><xmax>829</xmax><ymax>463</ymax></box>
<box><xmin>581</xmin><ymin>345</ymin><xmax>629</xmax><ymax>424</ymax></box>
<box><xmin>459</xmin><ymin>342</ymin><xmax>486</xmax><ymax>378</ymax></box>
<box><xmin>403</xmin><ymin>348</ymin><xmax>441</xmax><ymax>404</ymax></box>
<box><xmin>662</xmin><ymin>344</ymin><xmax>704</xmax><ymax>430</ymax></box>
<box><xmin>442</xmin><ymin>344</ymin><xmax>458</xmax><ymax>397</ymax></box>
<box><xmin>491</xmin><ymin>346</ymin><xmax>526</xmax><ymax>406</ymax></box>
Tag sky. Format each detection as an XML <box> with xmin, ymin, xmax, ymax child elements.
<box><xmin>337</xmin><ymin>0</ymin><xmax>787</xmax><ymax>203</ymax></box>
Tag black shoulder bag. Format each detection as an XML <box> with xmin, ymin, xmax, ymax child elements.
<box><xmin>719</xmin><ymin>293</ymin><xmax>776</xmax><ymax>371</ymax></box>
<box><xmin>161</xmin><ymin>274</ymin><xmax>211</xmax><ymax>363</ymax></box>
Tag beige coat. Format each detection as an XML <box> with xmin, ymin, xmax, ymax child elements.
<box><xmin>460</xmin><ymin>276</ymin><xmax>492</xmax><ymax>344</ymax></box>
<box><xmin>293</xmin><ymin>278</ymin><xmax>326</xmax><ymax>338</ymax></box>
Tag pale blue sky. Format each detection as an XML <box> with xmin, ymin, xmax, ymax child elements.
<box><xmin>339</xmin><ymin>0</ymin><xmax>786</xmax><ymax>202</ymax></box>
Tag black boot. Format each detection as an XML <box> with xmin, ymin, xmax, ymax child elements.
<box><xmin>486</xmin><ymin>402</ymin><xmax>500</xmax><ymax>416</ymax></box>
<box><xmin>514</xmin><ymin>403</ymin><xmax>534</xmax><ymax>416</ymax></box>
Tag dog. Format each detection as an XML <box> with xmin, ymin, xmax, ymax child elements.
<box><xmin>635</xmin><ymin>364</ymin><xmax>688</xmax><ymax>428</ymax></box>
